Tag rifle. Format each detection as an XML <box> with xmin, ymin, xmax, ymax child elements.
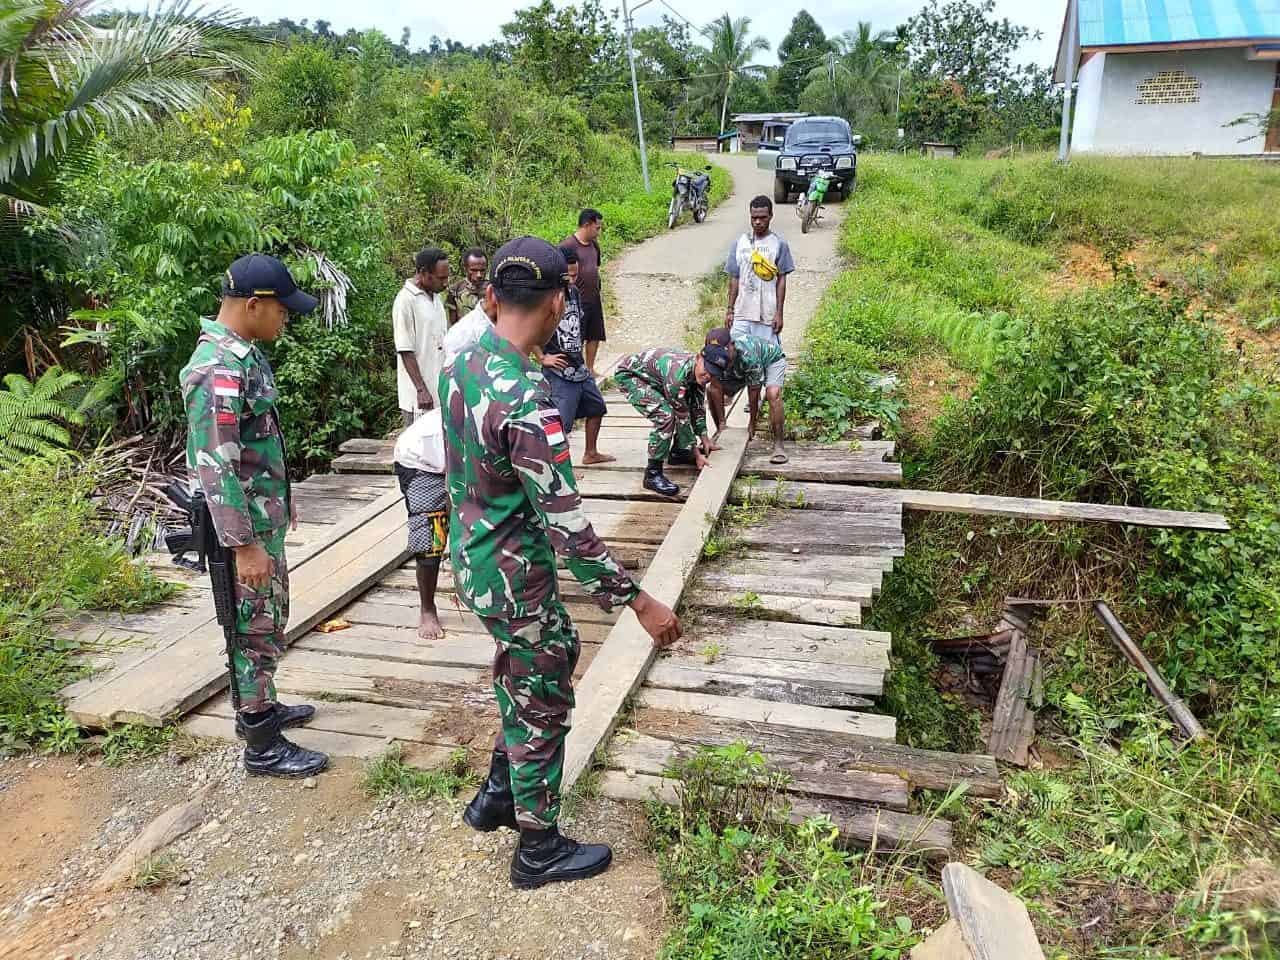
<box><xmin>164</xmin><ymin>482</ymin><xmax>242</xmax><ymax>712</ymax></box>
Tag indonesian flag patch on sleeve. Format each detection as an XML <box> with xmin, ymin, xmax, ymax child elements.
<box><xmin>540</xmin><ymin>409</ymin><xmax>566</xmax><ymax>447</ymax></box>
<box><xmin>213</xmin><ymin>369</ymin><xmax>241</xmax><ymax>398</ymax></box>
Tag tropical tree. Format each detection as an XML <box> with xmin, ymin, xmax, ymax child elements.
<box><xmin>800</xmin><ymin>23</ymin><xmax>898</xmax><ymax>128</ymax></box>
<box><xmin>774</xmin><ymin>11</ymin><xmax>829</xmax><ymax>110</ymax></box>
<box><xmin>700</xmin><ymin>14</ymin><xmax>770</xmax><ymax>135</ymax></box>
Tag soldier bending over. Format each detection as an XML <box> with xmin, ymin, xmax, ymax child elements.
<box><xmin>442</xmin><ymin>237</ymin><xmax>682</xmax><ymax>889</ymax></box>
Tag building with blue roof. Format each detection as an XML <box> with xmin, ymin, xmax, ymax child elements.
<box><xmin>1055</xmin><ymin>0</ymin><xmax>1280</xmax><ymax>154</ymax></box>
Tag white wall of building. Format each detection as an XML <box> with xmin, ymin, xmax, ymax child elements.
<box><xmin>1073</xmin><ymin>47</ymin><xmax>1275</xmax><ymax>155</ymax></box>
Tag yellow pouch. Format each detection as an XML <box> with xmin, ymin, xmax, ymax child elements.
<box><xmin>750</xmin><ymin>250</ymin><xmax>779</xmax><ymax>281</ymax></box>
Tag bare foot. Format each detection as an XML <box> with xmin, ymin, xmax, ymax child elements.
<box><xmin>418</xmin><ymin>608</ymin><xmax>445</xmax><ymax>640</ymax></box>
<box><xmin>581</xmin><ymin>451</ymin><xmax>617</xmax><ymax>465</ymax></box>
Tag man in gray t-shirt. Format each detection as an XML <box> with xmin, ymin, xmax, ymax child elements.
<box><xmin>724</xmin><ymin>195</ymin><xmax>795</xmax><ymax>345</ymax></box>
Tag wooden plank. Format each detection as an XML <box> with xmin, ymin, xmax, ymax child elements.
<box><xmin>898</xmin><ymin>488</ymin><xmax>1229</xmax><ymax>532</ymax></box>
<box><xmin>338</xmin><ymin>599</ymin><xmax>616</xmax><ymax>643</ymax></box>
<box><xmin>560</xmin><ymin>410</ymin><xmax>753</xmax><ymax>796</ymax></box>
<box><xmin>598</xmin><ymin>771</ymin><xmax>951</xmax><ymax>857</ymax></box>
<box><xmin>727</xmin><ymin>552</ymin><xmax>896</xmax><ymax>576</ymax></box>
<box><xmin>634</xmin><ymin>701</ymin><xmax>1003</xmax><ymax>797</ymax></box>
<box><xmin>738</xmin><ymin>512</ymin><xmax>906</xmax><ymax>557</ymax></box>
<box><xmin>683</xmin><ymin>621</ymin><xmax>891</xmax><ymax>670</ymax></box>
<box><xmin>609</xmin><ymin>731</ymin><xmax>908</xmax><ymax>808</ymax></box>
<box><xmin>637</xmin><ymin>688</ymin><xmax>890</xmax><ymax>735</ymax></box>
<box><xmin>987</xmin><ymin>632</ymin><xmax>1038</xmax><ymax>766</ymax></box>
<box><xmin>66</xmin><ymin>495</ymin><xmax>411</xmax><ymax>728</ymax></box>
<box><xmin>645</xmin><ymin>661</ymin><xmax>879</xmax><ymax>707</ymax></box>
<box><xmin>695</xmin><ymin>570</ymin><xmax>877</xmax><ymax>604</ymax></box>
<box><xmin>194</xmin><ymin>692</ymin><xmax>445</xmax><ymax>744</ymax></box>
<box><xmin>1093</xmin><ymin>601</ymin><xmax>1206</xmax><ymax>740</ymax></box>
<box><xmin>278</xmin><ymin>649</ymin><xmax>482</xmax><ymax>687</ymax></box>
<box><xmin>181</xmin><ymin>713</ymin><xmax>434</xmax><ymax>762</ymax></box>
<box><xmin>732</xmin><ymin>480</ymin><xmax>905</xmax><ymax>515</ymax></box>
<box><xmin>941</xmin><ymin>862</ymin><xmax>1047</xmax><ymax>960</ymax></box>
<box><xmin>349</xmin><ymin>591</ymin><xmax>620</xmax><ymax>628</ymax></box>
<box><xmin>741</xmin><ymin>440</ymin><xmax>902</xmax><ymax>486</ymax></box>
<box><xmin>659</xmin><ymin>652</ymin><xmax>885</xmax><ymax>692</ymax></box>
<box><xmin>688</xmin><ymin>588</ymin><xmax>866</xmax><ymax>625</ymax></box>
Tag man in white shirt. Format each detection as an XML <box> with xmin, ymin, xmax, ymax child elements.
<box><xmin>393</xmin><ymin>248</ymin><xmax>450</xmax><ymax>428</ymax></box>
<box><xmin>724</xmin><ymin>196</ymin><xmax>795</xmax><ymax>345</ymax></box>
<box><xmin>442</xmin><ymin>281</ymin><xmax>496</xmax><ymax>365</ymax></box>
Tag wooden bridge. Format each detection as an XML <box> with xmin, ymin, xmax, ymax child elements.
<box><xmin>61</xmin><ymin>389</ymin><xmax>1003</xmax><ymax>858</ymax></box>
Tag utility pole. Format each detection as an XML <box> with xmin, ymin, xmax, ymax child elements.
<box><xmin>622</xmin><ymin>0</ymin><xmax>652</xmax><ymax>191</ymax></box>
<box><xmin>1057</xmin><ymin>0</ymin><xmax>1080</xmax><ymax>163</ymax></box>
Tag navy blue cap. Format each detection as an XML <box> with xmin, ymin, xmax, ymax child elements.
<box><xmin>701</xmin><ymin>343</ymin><xmax>732</xmax><ymax>382</ymax></box>
<box><xmin>491</xmin><ymin>237</ymin><xmax>569</xmax><ymax>291</ymax></box>
<box><xmin>222</xmin><ymin>254</ymin><xmax>318</xmax><ymax>315</ymax></box>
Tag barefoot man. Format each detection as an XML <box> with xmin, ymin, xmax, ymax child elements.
<box><xmin>535</xmin><ymin>244</ymin><xmax>614</xmax><ymax>465</ymax></box>
<box><xmin>392</xmin><ymin>407</ymin><xmax>450</xmax><ymax>639</ymax></box>
<box><xmin>702</xmin><ymin>327</ymin><xmax>790</xmax><ymax>463</ymax></box>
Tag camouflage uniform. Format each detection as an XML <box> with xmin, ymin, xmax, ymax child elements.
<box><xmin>728</xmin><ymin>335</ymin><xmax>785</xmax><ymax>390</ymax></box>
<box><xmin>613</xmin><ymin>349</ymin><xmax>708</xmax><ymax>460</ymax></box>
<box><xmin>181</xmin><ymin>318</ymin><xmax>291</xmax><ymax>712</ymax></box>
<box><xmin>441</xmin><ymin>326</ymin><xmax>638</xmax><ymax>830</ymax></box>
<box><xmin>446</xmin><ymin>278</ymin><xmax>485</xmax><ymax>325</ymax></box>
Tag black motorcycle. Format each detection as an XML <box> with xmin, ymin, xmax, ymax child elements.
<box><xmin>667</xmin><ymin>162</ymin><xmax>712</xmax><ymax>229</ymax></box>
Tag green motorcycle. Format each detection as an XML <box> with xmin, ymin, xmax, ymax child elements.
<box><xmin>796</xmin><ymin>168</ymin><xmax>833</xmax><ymax>235</ymax></box>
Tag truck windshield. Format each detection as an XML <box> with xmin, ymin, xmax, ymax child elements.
<box><xmin>786</xmin><ymin>121</ymin><xmax>850</xmax><ymax>147</ymax></box>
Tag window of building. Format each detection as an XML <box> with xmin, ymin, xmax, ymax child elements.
<box><xmin>1134</xmin><ymin>69</ymin><xmax>1202</xmax><ymax>105</ymax></box>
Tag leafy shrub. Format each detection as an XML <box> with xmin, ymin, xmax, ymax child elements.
<box><xmin>249</xmin><ymin>42</ymin><xmax>352</xmax><ymax>133</ymax></box>
<box><xmin>0</xmin><ymin>368</ymin><xmax>85</xmax><ymax>465</ymax></box>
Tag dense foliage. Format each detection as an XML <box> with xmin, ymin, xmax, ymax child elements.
<box><xmin>789</xmin><ymin>154</ymin><xmax>1280</xmax><ymax>954</ymax></box>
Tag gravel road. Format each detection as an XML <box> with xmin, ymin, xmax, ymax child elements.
<box><xmin>599</xmin><ymin>152</ymin><xmax>848</xmax><ymax>371</ymax></box>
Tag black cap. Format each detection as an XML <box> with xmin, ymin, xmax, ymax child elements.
<box><xmin>222</xmin><ymin>254</ymin><xmax>319</xmax><ymax>315</ymax></box>
<box><xmin>491</xmin><ymin>237</ymin><xmax>569</xmax><ymax>291</ymax></box>
<box><xmin>704</xmin><ymin>326</ymin><xmax>733</xmax><ymax>349</ymax></box>
<box><xmin>701</xmin><ymin>343</ymin><xmax>732</xmax><ymax>381</ymax></box>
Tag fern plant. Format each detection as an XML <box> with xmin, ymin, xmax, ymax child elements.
<box><xmin>0</xmin><ymin>367</ymin><xmax>84</xmax><ymax>465</ymax></box>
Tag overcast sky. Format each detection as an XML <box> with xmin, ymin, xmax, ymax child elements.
<box><xmin>236</xmin><ymin>0</ymin><xmax>1064</xmax><ymax>72</ymax></box>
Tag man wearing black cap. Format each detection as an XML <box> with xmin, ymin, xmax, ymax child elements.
<box><xmin>179</xmin><ymin>253</ymin><xmax>328</xmax><ymax>779</ymax></box>
<box><xmin>441</xmin><ymin>236</ymin><xmax>682</xmax><ymax>889</ymax></box>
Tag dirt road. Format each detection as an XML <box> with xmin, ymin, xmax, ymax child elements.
<box><xmin>599</xmin><ymin>152</ymin><xmax>848</xmax><ymax>370</ymax></box>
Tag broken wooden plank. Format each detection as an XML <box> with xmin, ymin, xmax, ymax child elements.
<box><xmin>898</xmin><ymin>488</ymin><xmax>1229</xmax><ymax>532</ymax></box>
<box><xmin>598</xmin><ymin>771</ymin><xmax>951</xmax><ymax>857</ymax></box>
<box><xmin>634</xmin><ymin>702</ymin><xmax>1003</xmax><ymax>797</ymax></box>
<box><xmin>987</xmin><ymin>631</ymin><xmax>1038</xmax><ymax>766</ymax></box>
<box><xmin>736</xmin><ymin>511</ymin><xmax>906</xmax><ymax>556</ymax></box>
<box><xmin>694</xmin><ymin>570</ymin><xmax>877</xmax><ymax>604</ymax></box>
<box><xmin>731</xmin><ymin>480</ymin><xmax>905</xmax><ymax>514</ymax></box>
<box><xmin>684</xmin><ymin>619</ymin><xmax>891</xmax><ymax>670</ymax></box>
<box><xmin>1093</xmin><ymin>601</ymin><xmax>1206</xmax><ymax>741</ymax></box>
<box><xmin>935</xmin><ymin>862</ymin><xmax>1047</xmax><ymax>960</ymax></box>
<box><xmin>725</xmin><ymin>552</ymin><xmax>896</xmax><ymax>576</ymax></box>
<box><xmin>740</xmin><ymin>458</ymin><xmax>903</xmax><ymax>486</ymax></box>
<box><xmin>609</xmin><ymin>731</ymin><xmax>908</xmax><ymax>808</ymax></box>
<box><xmin>658</xmin><ymin>652</ymin><xmax>885</xmax><ymax>694</ymax></box>
<box><xmin>636</xmin><ymin>688</ymin><xmax>888</xmax><ymax>735</ymax></box>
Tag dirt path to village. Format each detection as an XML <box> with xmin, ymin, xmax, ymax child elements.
<box><xmin>0</xmin><ymin>156</ymin><xmax>854</xmax><ymax>960</ymax></box>
<box><xmin>599</xmin><ymin>152</ymin><xmax>848</xmax><ymax>369</ymax></box>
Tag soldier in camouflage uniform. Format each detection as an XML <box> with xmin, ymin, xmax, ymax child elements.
<box><xmin>442</xmin><ymin>237</ymin><xmax>682</xmax><ymax>890</ymax></box>
<box><xmin>445</xmin><ymin>248</ymin><xmax>488</xmax><ymax>325</ymax></box>
<box><xmin>180</xmin><ymin>253</ymin><xmax>328</xmax><ymax>779</ymax></box>
<box><xmin>702</xmin><ymin>326</ymin><xmax>790</xmax><ymax>463</ymax></box>
<box><xmin>612</xmin><ymin>347</ymin><xmax>715</xmax><ymax>498</ymax></box>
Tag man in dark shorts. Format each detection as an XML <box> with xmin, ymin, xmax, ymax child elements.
<box><xmin>562</xmin><ymin>209</ymin><xmax>604</xmax><ymax>376</ymax></box>
<box><xmin>538</xmin><ymin>246</ymin><xmax>615</xmax><ymax>466</ymax></box>
<box><xmin>392</xmin><ymin>408</ymin><xmax>449</xmax><ymax>639</ymax></box>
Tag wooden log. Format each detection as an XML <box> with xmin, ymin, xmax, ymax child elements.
<box><xmin>1093</xmin><ymin>601</ymin><xmax>1206</xmax><ymax>741</ymax></box>
<box><xmin>898</xmin><ymin>488</ymin><xmax>1229</xmax><ymax>532</ymax></box>
<box><xmin>609</xmin><ymin>731</ymin><xmax>909</xmax><ymax>808</ymax></box>
<box><xmin>94</xmin><ymin>781</ymin><xmax>217</xmax><ymax>890</ymax></box>
<box><xmin>598</xmin><ymin>771</ymin><xmax>951</xmax><ymax>857</ymax></box>
<box><xmin>634</xmin><ymin>701</ymin><xmax>1003</xmax><ymax>797</ymax></box>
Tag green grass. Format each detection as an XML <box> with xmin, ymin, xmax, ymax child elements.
<box><xmin>130</xmin><ymin>852</ymin><xmax>183</xmax><ymax>890</ymax></box>
<box><xmin>362</xmin><ymin>745</ymin><xmax>477</xmax><ymax>802</ymax></box>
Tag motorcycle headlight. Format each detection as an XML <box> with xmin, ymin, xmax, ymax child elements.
<box><xmin>778</xmin><ymin>157</ymin><xmax>797</xmax><ymax>171</ymax></box>
<box><xmin>835</xmin><ymin>156</ymin><xmax>853</xmax><ymax>170</ymax></box>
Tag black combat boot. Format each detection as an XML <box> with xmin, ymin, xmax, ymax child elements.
<box><xmin>463</xmin><ymin>748</ymin><xmax>519</xmax><ymax>832</ymax></box>
<box><xmin>643</xmin><ymin>459</ymin><xmax>680</xmax><ymax>498</ymax></box>
<box><xmin>234</xmin><ymin>701</ymin><xmax>315</xmax><ymax>740</ymax></box>
<box><xmin>666</xmin><ymin>446</ymin><xmax>696</xmax><ymax>466</ymax></box>
<box><xmin>509</xmin><ymin>825</ymin><xmax>613</xmax><ymax>890</ymax></box>
<box><xmin>241</xmin><ymin>706</ymin><xmax>329</xmax><ymax>779</ymax></box>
